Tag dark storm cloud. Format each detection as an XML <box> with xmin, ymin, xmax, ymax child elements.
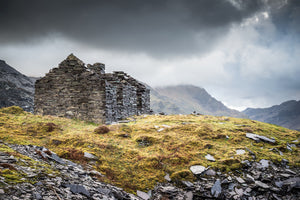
<box><xmin>270</xmin><ymin>0</ymin><xmax>300</xmax><ymax>37</ymax></box>
<box><xmin>0</xmin><ymin>0</ymin><xmax>264</xmax><ymax>56</ymax></box>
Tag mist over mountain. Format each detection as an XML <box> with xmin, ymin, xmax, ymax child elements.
<box><xmin>150</xmin><ymin>85</ymin><xmax>245</xmax><ymax>118</ymax></box>
<box><xmin>0</xmin><ymin>60</ymin><xmax>34</xmax><ymax>112</ymax></box>
<box><xmin>243</xmin><ymin>100</ymin><xmax>300</xmax><ymax>131</ymax></box>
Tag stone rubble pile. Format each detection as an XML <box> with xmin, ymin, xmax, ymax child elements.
<box><xmin>147</xmin><ymin>159</ymin><xmax>300</xmax><ymax>200</ymax></box>
<box><xmin>0</xmin><ymin>141</ymin><xmax>139</xmax><ymax>200</ymax></box>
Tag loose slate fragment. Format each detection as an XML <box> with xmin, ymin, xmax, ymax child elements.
<box><xmin>157</xmin><ymin>128</ymin><xmax>164</xmax><ymax>132</ymax></box>
<box><xmin>185</xmin><ymin>191</ymin><xmax>193</xmax><ymax>200</ymax></box>
<box><xmin>84</xmin><ymin>152</ymin><xmax>98</xmax><ymax>160</ymax></box>
<box><xmin>234</xmin><ymin>187</ymin><xmax>243</xmax><ymax>196</ymax></box>
<box><xmin>283</xmin><ymin>177</ymin><xmax>300</xmax><ymax>190</ymax></box>
<box><xmin>236</xmin><ymin>149</ymin><xmax>246</xmax><ymax>155</ymax></box>
<box><xmin>137</xmin><ymin>190</ymin><xmax>150</xmax><ymax>200</ymax></box>
<box><xmin>246</xmin><ymin>133</ymin><xmax>276</xmax><ymax>144</ymax></box>
<box><xmin>190</xmin><ymin>165</ymin><xmax>206</xmax><ymax>175</ymax></box>
<box><xmin>205</xmin><ymin>169</ymin><xmax>216</xmax><ymax>176</ymax></box>
<box><xmin>49</xmin><ymin>153</ymin><xmax>65</xmax><ymax>164</ymax></box>
<box><xmin>255</xmin><ymin>181</ymin><xmax>270</xmax><ymax>189</ymax></box>
<box><xmin>287</xmin><ymin>143</ymin><xmax>293</xmax><ymax>151</ymax></box>
<box><xmin>211</xmin><ymin>179</ymin><xmax>222</xmax><ymax>198</ymax></box>
<box><xmin>205</xmin><ymin>154</ymin><xmax>216</xmax><ymax>162</ymax></box>
<box><xmin>164</xmin><ymin>173</ymin><xmax>171</xmax><ymax>182</ymax></box>
<box><xmin>68</xmin><ymin>184</ymin><xmax>90</xmax><ymax>197</ymax></box>
<box><xmin>259</xmin><ymin>159</ymin><xmax>269</xmax><ymax>169</ymax></box>
<box><xmin>236</xmin><ymin>177</ymin><xmax>245</xmax><ymax>184</ymax></box>
<box><xmin>182</xmin><ymin>181</ymin><xmax>194</xmax><ymax>188</ymax></box>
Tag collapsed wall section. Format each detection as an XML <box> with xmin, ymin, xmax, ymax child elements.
<box><xmin>104</xmin><ymin>73</ymin><xmax>137</xmax><ymax>122</ymax></box>
<box><xmin>111</xmin><ymin>72</ymin><xmax>150</xmax><ymax>115</ymax></box>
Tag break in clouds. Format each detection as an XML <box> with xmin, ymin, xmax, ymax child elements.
<box><xmin>0</xmin><ymin>0</ymin><xmax>299</xmax><ymax>110</ymax></box>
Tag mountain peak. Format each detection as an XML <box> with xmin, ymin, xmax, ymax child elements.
<box><xmin>243</xmin><ymin>99</ymin><xmax>300</xmax><ymax>130</ymax></box>
<box><xmin>151</xmin><ymin>84</ymin><xmax>245</xmax><ymax>117</ymax></box>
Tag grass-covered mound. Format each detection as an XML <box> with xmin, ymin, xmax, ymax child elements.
<box><xmin>0</xmin><ymin>106</ymin><xmax>299</xmax><ymax>193</ymax></box>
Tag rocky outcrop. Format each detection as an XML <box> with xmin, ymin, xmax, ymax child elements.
<box><xmin>34</xmin><ymin>54</ymin><xmax>150</xmax><ymax>124</ymax></box>
<box><xmin>0</xmin><ymin>60</ymin><xmax>35</xmax><ymax>112</ymax></box>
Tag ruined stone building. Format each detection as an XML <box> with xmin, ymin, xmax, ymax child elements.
<box><xmin>34</xmin><ymin>54</ymin><xmax>150</xmax><ymax>123</ymax></box>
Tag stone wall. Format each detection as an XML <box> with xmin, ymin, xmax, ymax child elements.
<box><xmin>34</xmin><ymin>54</ymin><xmax>150</xmax><ymax>124</ymax></box>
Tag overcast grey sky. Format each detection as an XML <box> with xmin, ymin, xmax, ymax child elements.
<box><xmin>0</xmin><ymin>0</ymin><xmax>299</xmax><ymax>110</ymax></box>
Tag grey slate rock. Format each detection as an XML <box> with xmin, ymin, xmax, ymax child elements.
<box><xmin>246</xmin><ymin>133</ymin><xmax>276</xmax><ymax>144</ymax></box>
<box><xmin>164</xmin><ymin>173</ymin><xmax>171</xmax><ymax>182</ymax></box>
<box><xmin>234</xmin><ymin>187</ymin><xmax>243</xmax><ymax>196</ymax></box>
<box><xmin>32</xmin><ymin>192</ymin><xmax>42</xmax><ymax>200</ymax></box>
<box><xmin>259</xmin><ymin>159</ymin><xmax>269</xmax><ymax>169</ymax></box>
<box><xmin>181</xmin><ymin>181</ymin><xmax>194</xmax><ymax>188</ymax></box>
<box><xmin>137</xmin><ymin>190</ymin><xmax>150</xmax><ymax>200</ymax></box>
<box><xmin>205</xmin><ymin>169</ymin><xmax>216</xmax><ymax>176</ymax></box>
<box><xmin>287</xmin><ymin>143</ymin><xmax>293</xmax><ymax>151</ymax></box>
<box><xmin>48</xmin><ymin>153</ymin><xmax>65</xmax><ymax>164</ymax></box>
<box><xmin>255</xmin><ymin>181</ymin><xmax>270</xmax><ymax>189</ymax></box>
<box><xmin>236</xmin><ymin>149</ymin><xmax>246</xmax><ymax>155</ymax></box>
<box><xmin>228</xmin><ymin>183</ymin><xmax>236</xmax><ymax>191</ymax></box>
<box><xmin>190</xmin><ymin>165</ymin><xmax>206</xmax><ymax>175</ymax></box>
<box><xmin>84</xmin><ymin>152</ymin><xmax>98</xmax><ymax>160</ymax></box>
<box><xmin>281</xmin><ymin>159</ymin><xmax>289</xmax><ymax>166</ymax></box>
<box><xmin>283</xmin><ymin>177</ymin><xmax>300</xmax><ymax>191</ymax></box>
<box><xmin>205</xmin><ymin>154</ymin><xmax>216</xmax><ymax>162</ymax></box>
<box><xmin>185</xmin><ymin>191</ymin><xmax>193</xmax><ymax>200</ymax></box>
<box><xmin>68</xmin><ymin>184</ymin><xmax>90</xmax><ymax>197</ymax></box>
<box><xmin>211</xmin><ymin>179</ymin><xmax>222</xmax><ymax>198</ymax></box>
<box><xmin>236</xmin><ymin>177</ymin><xmax>245</xmax><ymax>184</ymax></box>
<box><xmin>275</xmin><ymin>181</ymin><xmax>283</xmax><ymax>188</ymax></box>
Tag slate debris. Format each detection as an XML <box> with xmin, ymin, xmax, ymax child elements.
<box><xmin>151</xmin><ymin>159</ymin><xmax>300</xmax><ymax>199</ymax></box>
<box><xmin>1</xmin><ymin>141</ymin><xmax>300</xmax><ymax>200</ymax></box>
<box><xmin>0</xmin><ymin>143</ymin><xmax>139</xmax><ymax>200</ymax></box>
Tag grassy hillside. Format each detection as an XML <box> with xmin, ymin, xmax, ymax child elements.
<box><xmin>0</xmin><ymin>106</ymin><xmax>299</xmax><ymax>193</ymax></box>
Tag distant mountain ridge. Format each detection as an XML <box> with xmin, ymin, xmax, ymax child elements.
<box><xmin>243</xmin><ymin>100</ymin><xmax>300</xmax><ymax>131</ymax></box>
<box><xmin>150</xmin><ymin>84</ymin><xmax>246</xmax><ymax>118</ymax></box>
<box><xmin>0</xmin><ymin>60</ymin><xmax>35</xmax><ymax>112</ymax></box>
